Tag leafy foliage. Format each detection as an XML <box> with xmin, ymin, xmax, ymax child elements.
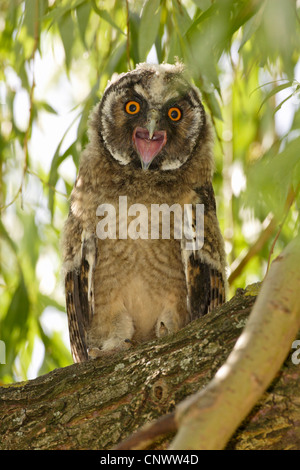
<box><xmin>0</xmin><ymin>0</ymin><xmax>299</xmax><ymax>383</ymax></box>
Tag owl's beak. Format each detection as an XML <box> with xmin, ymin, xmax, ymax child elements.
<box><xmin>133</xmin><ymin>127</ymin><xmax>167</xmax><ymax>170</ymax></box>
<box><xmin>132</xmin><ymin>109</ymin><xmax>167</xmax><ymax>170</ymax></box>
<box><xmin>147</xmin><ymin>109</ymin><xmax>160</xmax><ymax>139</ymax></box>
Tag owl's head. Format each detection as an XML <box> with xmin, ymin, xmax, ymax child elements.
<box><xmin>95</xmin><ymin>63</ymin><xmax>208</xmax><ymax>171</ymax></box>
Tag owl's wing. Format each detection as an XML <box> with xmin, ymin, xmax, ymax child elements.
<box><xmin>181</xmin><ymin>183</ymin><xmax>226</xmax><ymax>320</ymax></box>
<box><xmin>65</xmin><ymin>233</ymin><xmax>97</xmax><ymax>362</ymax></box>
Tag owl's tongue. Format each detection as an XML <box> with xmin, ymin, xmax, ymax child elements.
<box><xmin>133</xmin><ymin>127</ymin><xmax>167</xmax><ymax>169</ymax></box>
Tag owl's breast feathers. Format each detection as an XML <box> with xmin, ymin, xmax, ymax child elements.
<box><xmin>64</xmin><ymin>180</ymin><xmax>226</xmax><ymax>361</ymax></box>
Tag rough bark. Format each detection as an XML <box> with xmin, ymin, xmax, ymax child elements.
<box><xmin>0</xmin><ymin>286</ymin><xmax>299</xmax><ymax>450</ymax></box>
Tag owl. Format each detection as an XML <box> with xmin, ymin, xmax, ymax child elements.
<box><xmin>62</xmin><ymin>63</ymin><xmax>226</xmax><ymax>363</ymax></box>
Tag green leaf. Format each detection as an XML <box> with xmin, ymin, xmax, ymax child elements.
<box><xmin>191</xmin><ymin>0</ymin><xmax>211</xmax><ymax>11</ymax></box>
<box><xmin>274</xmin><ymin>92</ymin><xmax>295</xmax><ymax>114</ymax></box>
<box><xmin>36</xmin><ymin>101</ymin><xmax>58</xmax><ymax>114</ymax></box>
<box><xmin>48</xmin><ymin>112</ymin><xmax>81</xmax><ymax>216</ymax></box>
<box><xmin>185</xmin><ymin>3</ymin><xmax>217</xmax><ymax>38</ymax></box>
<box><xmin>138</xmin><ymin>0</ymin><xmax>161</xmax><ymax>61</ymax></box>
<box><xmin>166</xmin><ymin>29</ymin><xmax>183</xmax><ymax>63</ymax></box>
<box><xmin>204</xmin><ymin>91</ymin><xmax>223</xmax><ymax>121</ymax></box>
<box><xmin>76</xmin><ymin>1</ymin><xmax>91</xmax><ymax>47</ymax></box>
<box><xmin>257</xmin><ymin>81</ymin><xmax>294</xmax><ymax>113</ymax></box>
<box><xmin>48</xmin><ymin>142</ymin><xmax>77</xmax><ymax>217</ymax></box>
<box><xmin>291</xmin><ymin>107</ymin><xmax>300</xmax><ymax>132</ymax></box>
<box><xmin>91</xmin><ymin>0</ymin><xmax>124</xmax><ymax>35</ymax></box>
<box><xmin>1</xmin><ymin>276</ymin><xmax>30</xmax><ymax>365</ymax></box>
<box><xmin>44</xmin><ymin>0</ymin><xmax>85</xmax><ymax>25</ymax></box>
<box><xmin>58</xmin><ymin>12</ymin><xmax>74</xmax><ymax>70</ymax></box>
<box><xmin>239</xmin><ymin>10</ymin><xmax>262</xmax><ymax>51</ymax></box>
<box><xmin>23</xmin><ymin>0</ymin><xmax>36</xmax><ymax>38</ymax></box>
<box><xmin>0</xmin><ymin>219</ymin><xmax>19</xmax><ymax>258</ymax></box>
<box><xmin>172</xmin><ymin>0</ymin><xmax>192</xmax><ymax>36</ymax></box>
<box><xmin>272</xmin><ymin>137</ymin><xmax>300</xmax><ymax>183</ymax></box>
<box><xmin>244</xmin><ymin>136</ymin><xmax>300</xmax><ymax>218</ymax></box>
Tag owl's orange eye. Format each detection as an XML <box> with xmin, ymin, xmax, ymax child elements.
<box><xmin>168</xmin><ymin>107</ymin><xmax>182</xmax><ymax>121</ymax></box>
<box><xmin>125</xmin><ymin>101</ymin><xmax>140</xmax><ymax>115</ymax></box>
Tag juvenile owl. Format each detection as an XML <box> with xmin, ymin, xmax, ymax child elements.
<box><xmin>62</xmin><ymin>63</ymin><xmax>226</xmax><ymax>363</ymax></box>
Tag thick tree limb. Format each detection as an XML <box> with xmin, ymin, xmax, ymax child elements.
<box><xmin>0</xmin><ymin>239</ymin><xmax>299</xmax><ymax>450</ymax></box>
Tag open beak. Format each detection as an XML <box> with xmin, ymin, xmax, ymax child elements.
<box><xmin>132</xmin><ymin>109</ymin><xmax>167</xmax><ymax>170</ymax></box>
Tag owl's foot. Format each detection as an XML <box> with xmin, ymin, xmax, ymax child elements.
<box><xmin>88</xmin><ymin>347</ymin><xmax>103</xmax><ymax>359</ymax></box>
<box><xmin>158</xmin><ymin>321</ymin><xmax>169</xmax><ymax>337</ymax></box>
<box><xmin>88</xmin><ymin>339</ymin><xmax>133</xmax><ymax>359</ymax></box>
<box><xmin>156</xmin><ymin>312</ymin><xmax>181</xmax><ymax>338</ymax></box>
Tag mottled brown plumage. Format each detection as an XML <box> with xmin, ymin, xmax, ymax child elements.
<box><xmin>62</xmin><ymin>63</ymin><xmax>226</xmax><ymax>363</ymax></box>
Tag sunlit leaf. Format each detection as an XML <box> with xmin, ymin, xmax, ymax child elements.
<box><xmin>0</xmin><ymin>219</ymin><xmax>19</xmax><ymax>257</ymax></box>
<box><xmin>138</xmin><ymin>0</ymin><xmax>161</xmax><ymax>61</ymax></box>
<box><xmin>48</xmin><ymin>142</ymin><xmax>77</xmax><ymax>218</ymax></box>
<box><xmin>76</xmin><ymin>1</ymin><xmax>91</xmax><ymax>48</ymax></box>
<box><xmin>44</xmin><ymin>0</ymin><xmax>85</xmax><ymax>25</ymax></box>
<box><xmin>274</xmin><ymin>92</ymin><xmax>296</xmax><ymax>114</ymax></box>
<box><xmin>204</xmin><ymin>91</ymin><xmax>223</xmax><ymax>121</ymax></box>
<box><xmin>185</xmin><ymin>3</ymin><xmax>217</xmax><ymax>37</ymax></box>
<box><xmin>23</xmin><ymin>0</ymin><xmax>36</xmax><ymax>39</ymax></box>
<box><xmin>1</xmin><ymin>276</ymin><xmax>30</xmax><ymax>368</ymax></box>
<box><xmin>257</xmin><ymin>81</ymin><xmax>294</xmax><ymax>112</ymax></box>
<box><xmin>191</xmin><ymin>0</ymin><xmax>211</xmax><ymax>11</ymax></box>
<box><xmin>58</xmin><ymin>12</ymin><xmax>74</xmax><ymax>70</ymax></box>
<box><xmin>48</xmin><ymin>113</ymin><xmax>81</xmax><ymax>216</ymax></box>
<box><xmin>36</xmin><ymin>101</ymin><xmax>58</xmax><ymax>114</ymax></box>
<box><xmin>91</xmin><ymin>0</ymin><xmax>125</xmax><ymax>35</ymax></box>
<box><xmin>244</xmin><ymin>136</ymin><xmax>300</xmax><ymax>218</ymax></box>
<box><xmin>171</xmin><ymin>0</ymin><xmax>192</xmax><ymax>36</ymax></box>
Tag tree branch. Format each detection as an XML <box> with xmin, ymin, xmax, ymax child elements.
<box><xmin>1</xmin><ymin>239</ymin><xmax>299</xmax><ymax>450</ymax></box>
<box><xmin>170</xmin><ymin>235</ymin><xmax>300</xmax><ymax>450</ymax></box>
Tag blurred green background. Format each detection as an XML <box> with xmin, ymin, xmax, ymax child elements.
<box><xmin>0</xmin><ymin>0</ymin><xmax>299</xmax><ymax>383</ymax></box>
